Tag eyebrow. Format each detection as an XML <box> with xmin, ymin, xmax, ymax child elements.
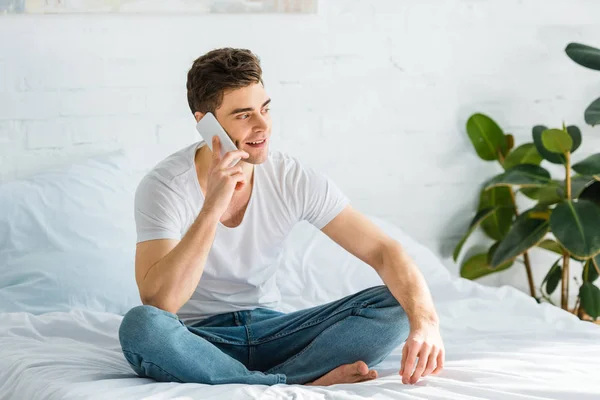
<box><xmin>228</xmin><ymin>98</ymin><xmax>271</xmax><ymax>116</ymax></box>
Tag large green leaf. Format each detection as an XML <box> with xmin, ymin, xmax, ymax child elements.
<box><xmin>536</xmin><ymin>184</ymin><xmax>565</xmax><ymax>206</ymax></box>
<box><xmin>537</xmin><ymin>238</ymin><xmax>586</xmax><ymax>262</ymax></box>
<box><xmin>585</xmin><ymin>97</ymin><xmax>600</xmax><ymax>126</ymax></box>
<box><xmin>550</xmin><ymin>200</ymin><xmax>600</xmax><ymax>258</ymax></box>
<box><xmin>552</xmin><ymin>176</ymin><xmax>598</xmax><ymax>209</ymax></box>
<box><xmin>532</xmin><ymin>125</ymin><xmax>581</xmax><ymax>164</ymax></box>
<box><xmin>520</xmin><ymin>187</ymin><xmax>541</xmax><ymax>200</ymax></box>
<box><xmin>490</xmin><ymin>214</ymin><xmax>550</xmax><ymax>268</ymax></box>
<box><xmin>580</xmin><ymin>282</ymin><xmax>600</xmax><ymax>319</ymax></box>
<box><xmin>533</xmin><ymin>125</ymin><xmax>563</xmax><ymax>164</ymax></box>
<box><xmin>542</xmin><ymin>257</ymin><xmax>562</xmax><ymax>295</ymax></box>
<box><xmin>460</xmin><ymin>249</ymin><xmax>513</xmax><ymax>280</ymax></box>
<box><xmin>565</xmin><ymin>42</ymin><xmax>600</xmax><ymax>71</ymax></box>
<box><xmin>466</xmin><ymin>113</ymin><xmax>507</xmax><ymax>161</ymax></box>
<box><xmin>566</xmin><ymin>126</ymin><xmax>582</xmax><ymax>154</ymax></box>
<box><xmin>453</xmin><ymin>207</ymin><xmax>498</xmax><ymax>262</ymax></box>
<box><xmin>572</xmin><ymin>154</ymin><xmax>600</xmax><ymax>178</ymax></box>
<box><xmin>579</xmin><ymin>181</ymin><xmax>600</xmax><ymax>206</ymax></box>
<box><xmin>568</xmin><ymin>175</ymin><xmax>598</xmax><ymax>198</ymax></box>
<box><xmin>583</xmin><ymin>259</ymin><xmax>599</xmax><ymax>283</ymax></box>
<box><xmin>484</xmin><ymin>164</ymin><xmax>553</xmax><ymax>190</ymax></box>
<box><xmin>537</xmin><ymin>239</ymin><xmax>564</xmax><ymax>254</ymax></box>
<box><xmin>541</xmin><ymin>128</ymin><xmax>573</xmax><ymax>154</ymax></box>
<box><xmin>504</xmin><ymin>134</ymin><xmax>515</xmax><ymax>156</ymax></box>
<box><xmin>478</xmin><ymin>186</ymin><xmax>515</xmax><ymax>241</ymax></box>
<box><xmin>503</xmin><ymin>143</ymin><xmax>543</xmax><ymax>170</ymax></box>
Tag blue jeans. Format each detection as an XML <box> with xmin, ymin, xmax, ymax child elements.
<box><xmin>118</xmin><ymin>284</ymin><xmax>410</xmax><ymax>385</ymax></box>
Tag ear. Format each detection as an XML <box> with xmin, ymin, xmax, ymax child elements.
<box><xmin>194</xmin><ymin>111</ymin><xmax>205</xmax><ymax>123</ymax></box>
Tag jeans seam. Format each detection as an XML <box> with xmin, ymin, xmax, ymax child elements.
<box><xmin>245</xmin><ymin>324</ymin><xmax>253</xmax><ymax>367</ymax></box>
<box><xmin>141</xmin><ymin>360</ymin><xmax>184</xmax><ymax>383</ymax></box>
<box><xmin>186</xmin><ymin>326</ymin><xmax>248</xmax><ymax>346</ymax></box>
<box><xmin>253</xmin><ymin>301</ymin><xmax>367</xmax><ymax>345</ymax></box>
<box><xmin>122</xmin><ymin>349</ymin><xmax>184</xmax><ymax>383</ymax></box>
<box><xmin>193</xmin><ymin>335</ymin><xmax>247</xmax><ymax>346</ymax></box>
<box><xmin>264</xmin><ymin>316</ymin><xmax>349</xmax><ymax>375</ymax></box>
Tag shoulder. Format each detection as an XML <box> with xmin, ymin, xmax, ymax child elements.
<box><xmin>147</xmin><ymin>142</ymin><xmax>200</xmax><ymax>181</ymax></box>
<box><xmin>135</xmin><ymin>142</ymin><xmax>200</xmax><ymax>202</ymax></box>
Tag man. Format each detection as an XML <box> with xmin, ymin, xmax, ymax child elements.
<box><xmin>118</xmin><ymin>47</ymin><xmax>444</xmax><ymax>386</ymax></box>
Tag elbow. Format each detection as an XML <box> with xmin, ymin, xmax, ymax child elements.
<box><xmin>141</xmin><ymin>293</ymin><xmax>180</xmax><ymax>315</ymax></box>
<box><xmin>375</xmin><ymin>240</ymin><xmax>405</xmax><ymax>272</ymax></box>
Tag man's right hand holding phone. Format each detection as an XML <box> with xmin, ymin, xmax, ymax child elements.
<box><xmin>201</xmin><ymin>136</ymin><xmax>250</xmax><ymax>219</ymax></box>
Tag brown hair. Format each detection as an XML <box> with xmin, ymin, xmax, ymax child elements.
<box><xmin>186</xmin><ymin>48</ymin><xmax>264</xmax><ymax>116</ymax></box>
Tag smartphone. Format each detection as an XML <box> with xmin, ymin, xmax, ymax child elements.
<box><xmin>195</xmin><ymin>112</ymin><xmax>240</xmax><ymax>167</ymax></box>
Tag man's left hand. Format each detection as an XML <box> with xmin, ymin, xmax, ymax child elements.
<box><xmin>399</xmin><ymin>322</ymin><xmax>445</xmax><ymax>384</ymax></box>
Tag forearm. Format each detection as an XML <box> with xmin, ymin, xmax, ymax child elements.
<box><xmin>143</xmin><ymin>209</ymin><xmax>219</xmax><ymax>313</ymax></box>
<box><xmin>375</xmin><ymin>243</ymin><xmax>439</xmax><ymax>328</ymax></box>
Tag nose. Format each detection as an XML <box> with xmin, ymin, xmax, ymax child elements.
<box><xmin>253</xmin><ymin>112</ymin><xmax>269</xmax><ymax>131</ymax></box>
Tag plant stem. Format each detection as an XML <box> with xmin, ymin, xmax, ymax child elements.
<box><xmin>506</xmin><ymin>187</ymin><xmax>537</xmax><ymax>297</ymax></box>
<box><xmin>523</xmin><ymin>252</ymin><xmax>536</xmax><ymax>298</ymax></box>
<box><xmin>566</xmin><ymin>152</ymin><xmax>571</xmax><ymax>199</ymax></box>
<box><xmin>561</xmin><ymin>150</ymin><xmax>572</xmax><ymax>310</ymax></box>
<box><xmin>497</xmin><ymin>149</ymin><xmax>536</xmax><ymax>298</ymax></box>
<box><xmin>562</xmin><ymin>254</ymin><xmax>570</xmax><ymax>310</ymax></box>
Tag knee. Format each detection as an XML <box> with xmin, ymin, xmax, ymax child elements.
<box><xmin>119</xmin><ymin>304</ymin><xmax>177</xmax><ymax>352</ymax></box>
<box><xmin>368</xmin><ymin>286</ymin><xmax>410</xmax><ymax>340</ymax></box>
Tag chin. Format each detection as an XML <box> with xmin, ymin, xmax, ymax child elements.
<box><xmin>242</xmin><ymin>143</ymin><xmax>269</xmax><ymax>165</ymax></box>
<box><xmin>246</xmin><ymin>151</ymin><xmax>269</xmax><ymax>165</ymax></box>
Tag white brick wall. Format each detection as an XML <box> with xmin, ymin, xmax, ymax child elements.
<box><xmin>1</xmin><ymin>0</ymin><xmax>600</xmax><ymax>304</ymax></box>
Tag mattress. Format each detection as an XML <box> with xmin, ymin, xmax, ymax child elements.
<box><xmin>1</xmin><ymin>274</ymin><xmax>599</xmax><ymax>400</ymax></box>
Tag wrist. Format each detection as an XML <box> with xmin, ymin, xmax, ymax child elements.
<box><xmin>199</xmin><ymin>207</ymin><xmax>221</xmax><ymax>223</ymax></box>
<box><xmin>410</xmin><ymin>314</ymin><xmax>440</xmax><ymax>329</ymax></box>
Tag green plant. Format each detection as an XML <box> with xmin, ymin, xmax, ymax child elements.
<box><xmin>454</xmin><ymin>113</ymin><xmax>600</xmax><ymax>322</ymax></box>
<box><xmin>453</xmin><ymin>42</ymin><xmax>600</xmax><ymax>322</ymax></box>
<box><xmin>565</xmin><ymin>43</ymin><xmax>600</xmax><ymax>126</ymax></box>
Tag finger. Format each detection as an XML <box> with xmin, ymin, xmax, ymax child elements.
<box><xmin>422</xmin><ymin>348</ymin><xmax>438</xmax><ymax>377</ymax></box>
<box><xmin>410</xmin><ymin>345</ymin><xmax>430</xmax><ymax>384</ymax></box>
<box><xmin>432</xmin><ymin>349</ymin><xmax>445</xmax><ymax>375</ymax></box>
<box><xmin>211</xmin><ymin>136</ymin><xmax>221</xmax><ymax>163</ymax></box>
<box><xmin>219</xmin><ymin>150</ymin><xmax>249</xmax><ymax>169</ymax></box>
<box><xmin>230</xmin><ymin>172</ymin><xmax>245</xmax><ymax>190</ymax></box>
<box><xmin>224</xmin><ymin>166</ymin><xmax>244</xmax><ymax>176</ymax></box>
<box><xmin>402</xmin><ymin>342</ymin><xmax>421</xmax><ymax>384</ymax></box>
<box><xmin>399</xmin><ymin>344</ymin><xmax>408</xmax><ymax>376</ymax></box>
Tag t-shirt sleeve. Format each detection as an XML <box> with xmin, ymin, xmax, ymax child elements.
<box><xmin>288</xmin><ymin>156</ymin><xmax>351</xmax><ymax>229</ymax></box>
<box><xmin>134</xmin><ymin>174</ymin><xmax>184</xmax><ymax>243</ymax></box>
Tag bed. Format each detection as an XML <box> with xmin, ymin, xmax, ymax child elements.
<box><xmin>1</xmin><ymin>150</ymin><xmax>599</xmax><ymax>400</ymax></box>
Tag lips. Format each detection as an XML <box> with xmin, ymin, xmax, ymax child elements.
<box><xmin>246</xmin><ymin>138</ymin><xmax>266</xmax><ymax>144</ymax></box>
<box><xmin>246</xmin><ymin>138</ymin><xmax>267</xmax><ymax>148</ymax></box>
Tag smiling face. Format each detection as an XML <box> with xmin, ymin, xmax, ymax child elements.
<box><xmin>195</xmin><ymin>82</ymin><xmax>272</xmax><ymax>165</ymax></box>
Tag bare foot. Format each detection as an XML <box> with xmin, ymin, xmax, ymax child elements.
<box><xmin>305</xmin><ymin>361</ymin><xmax>378</xmax><ymax>386</ymax></box>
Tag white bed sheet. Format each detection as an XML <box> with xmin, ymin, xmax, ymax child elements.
<box><xmin>1</xmin><ymin>268</ymin><xmax>599</xmax><ymax>400</ymax></box>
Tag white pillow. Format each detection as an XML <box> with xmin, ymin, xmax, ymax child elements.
<box><xmin>275</xmin><ymin>216</ymin><xmax>452</xmax><ymax>313</ymax></box>
<box><xmin>0</xmin><ymin>146</ymin><xmax>451</xmax><ymax>317</ymax></box>
<box><xmin>0</xmin><ymin>150</ymin><xmax>143</xmax><ymax>315</ymax></box>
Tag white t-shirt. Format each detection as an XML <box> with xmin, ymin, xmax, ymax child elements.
<box><xmin>134</xmin><ymin>141</ymin><xmax>350</xmax><ymax>325</ymax></box>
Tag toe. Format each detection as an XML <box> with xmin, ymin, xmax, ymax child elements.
<box><xmin>356</xmin><ymin>370</ymin><xmax>377</xmax><ymax>383</ymax></box>
<box><xmin>354</xmin><ymin>361</ymin><xmax>369</xmax><ymax>375</ymax></box>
